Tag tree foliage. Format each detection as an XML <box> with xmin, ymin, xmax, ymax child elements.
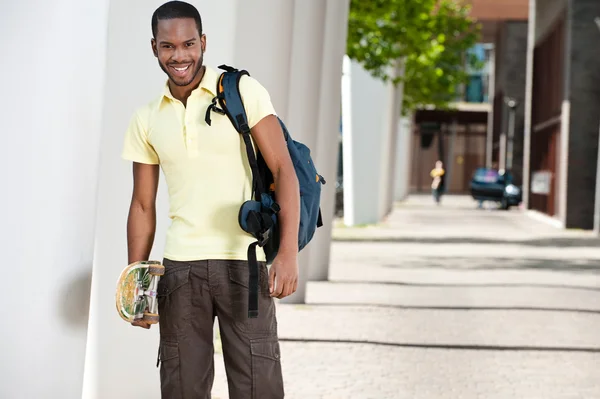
<box><xmin>346</xmin><ymin>0</ymin><xmax>482</xmax><ymax>112</ymax></box>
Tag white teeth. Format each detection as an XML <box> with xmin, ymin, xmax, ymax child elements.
<box><xmin>173</xmin><ymin>65</ymin><xmax>189</xmax><ymax>72</ymax></box>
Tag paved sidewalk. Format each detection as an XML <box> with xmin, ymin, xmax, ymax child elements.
<box><xmin>212</xmin><ymin>195</ymin><xmax>600</xmax><ymax>398</ymax></box>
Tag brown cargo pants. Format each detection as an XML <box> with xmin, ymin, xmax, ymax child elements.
<box><xmin>156</xmin><ymin>258</ymin><xmax>284</xmax><ymax>399</ymax></box>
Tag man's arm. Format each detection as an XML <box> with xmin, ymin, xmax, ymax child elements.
<box><xmin>250</xmin><ymin>115</ymin><xmax>300</xmax><ymax>298</ymax></box>
<box><xmin>126</xmin><ymin>162</ymin><xmax>160</xmax><ymax>264</ymax></box>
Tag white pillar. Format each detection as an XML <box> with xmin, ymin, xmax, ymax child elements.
<box><xmin>486</xmin><ymin>45</ymin><xmax>496</xmax><ymax>168</ymax></box>
<box><xmin>342</xmin><ymin>59</ymin><xmax>395</xmax><ymax>226</ymax></box>
<box><xmin>522</xmin><ymin>0</ymin><xmax>537</xmax><ymax>209</ymax></box>
<box><xmin>395</xmin><ymin>115</ymin><xmax>414</xmax><ymax>201</ymax></box>
<box><xmin>83</xmin><ymin>1</ymin><xmax>242</xmax><ymax>398</ymax></box>
<box><xmin>233</xmin><ymin>0</ymin><xmax>294</xmax><ymax>119</ymax></box>
<box><xmin>308</xmin><ymin>0</ymin><xmax>350</xmax><ymax>282</ymax></box>
<box><xmin>0</xmin><ymin>0</ymin><xmax>109</xmax><ymax>398</ymax></box>
<box><xmin>381</xmin><ymin>59</ymin><xmax>406</xmax><ymax>216</ymax></box>
<box><xmin>445</xmin><ymin>118</ymin><xmax>458</xmax><ymax>191</ymax></box>
<box><xmin>279</xmin><ymin>0</ymin><xmax>327</xmax><ymax>303</ymax></box>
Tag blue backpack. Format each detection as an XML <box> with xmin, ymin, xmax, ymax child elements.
<box><xmin>205</xmin><ymin>65</ymin><xmax>325</xmax><ymax>318</ymax></box>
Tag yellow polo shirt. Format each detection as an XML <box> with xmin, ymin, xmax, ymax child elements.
<box><xmin>121</xmin><ymin>66</ymin><xmax>275</xmax><ymax>262</ymax></box>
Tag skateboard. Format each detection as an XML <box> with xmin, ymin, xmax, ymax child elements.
<box><xmin>115</xmin><ymin>260</ymin><xmax>165</xmax><ymax>328</ymax></box>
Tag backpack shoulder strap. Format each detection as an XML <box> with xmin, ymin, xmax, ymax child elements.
<box><xmin>209</xmin><ymin>65</ymin><xmax>273</xmax><ymax>319</ymax></box>
<box><xmin>211</xmin><ymin>65</ymin><xmax>265</xmax><ymax>200</ymax></box>
<box><xmin>216</xmin><ymin>65</ymin><xmax>250</xmax><ymax>133</ymax></box>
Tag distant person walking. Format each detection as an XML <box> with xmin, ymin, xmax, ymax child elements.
<box><xmin>430</xmin><ymin>160</ymin><xmax>445</xmax><ymax>205</ymax></box>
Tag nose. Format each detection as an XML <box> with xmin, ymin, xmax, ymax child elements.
<box><xmin>172</xmin><ymin>46</ymin><xmax>186</xmax><ymax>63</ymax></box>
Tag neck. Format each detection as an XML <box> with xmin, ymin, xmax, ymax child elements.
<box><xmin>169</xmin><ymin>65</ymin><xmax>205</xmax><ymax>105</ymax></box>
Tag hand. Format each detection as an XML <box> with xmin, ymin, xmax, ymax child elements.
<box><xmin>131</xmin><ymin>319</ymin><xmax>151</xmax><ymax>329</ymax></box>
<box><xmin>268</xmin><ymin>252</ymin><xmax>299</xmax><ymax>299</ymax></box>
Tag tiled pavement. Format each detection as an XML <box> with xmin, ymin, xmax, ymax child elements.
<box><xmin>211</xmin><ymin>195</ymin><xmax>600</xmax><ymax>399</ymax></box>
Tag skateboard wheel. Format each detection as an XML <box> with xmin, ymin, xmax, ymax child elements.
<box><xmin>148</xmin><ymin>264</ymin><xmax>165</xmax><ymax>276</ymax></box>
<box><xmin>143</xmin><ymin>312</ymin><xmax>160</xmax><ymax>324</ymax></box>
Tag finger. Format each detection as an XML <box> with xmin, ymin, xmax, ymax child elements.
<box><xmin>268</xmin><ymin>266</ymin><xmax>275</xmax><ymax>295</ymax></box>
<box><xmin>285</xmin><ymin>278</ymin><xmax>296</xmax><ymax>298</ymax></box>
<box><xmin>277</xmin><ymin>279</ymin><xmax>291</xmax><ymax>299</ymax></box>
<box><xmin>271</xmin><ymin>274</ymin><xmax>284</xmax><ymax>298</ymax></box>
<box><xmin>132</xmin><ymin>319</ymin><xmax>150</xmax><ymax>329</ymax></box>
<box><xmin>283</xmin><ymin>278</ymin><xmax>298</xmax><ymax>298</ymax></box>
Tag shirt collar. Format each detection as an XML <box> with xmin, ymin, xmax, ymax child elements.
<box><xmin>160</xmin><ymin>65</ymin><xmax>219</xmax><ymax>103</ymax></box>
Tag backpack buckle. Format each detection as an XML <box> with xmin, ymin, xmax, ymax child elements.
<box><xmin>218</xmin><ymin>64</ymin><xmax>238</xmax><ymax>73</ymax></box>
<box><xmin>205</xmin><ymin>97</ymin><xmax>225</xmax><ymax>126</ymax></box>
<box><xmin>257</xmin><ymin>228</ymin><xmax>271</xmax><ymax>247</ymax></box>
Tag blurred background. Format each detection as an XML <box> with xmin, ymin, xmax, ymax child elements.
<box><xmin>2</xmin><ymin>0</ymin><xmax>600</xmax><ymax>398</ymax></box>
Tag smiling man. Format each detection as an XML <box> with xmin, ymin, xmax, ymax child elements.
<box><xmin>121</xmin><ymin>1</ymin><xmax>299</xmax><ymax>398</ymax></box>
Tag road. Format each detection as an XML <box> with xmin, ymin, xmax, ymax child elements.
<box><xmin>212</xmin><ymin>195</ymin><xmax>600</xmax><ymax>398</ymax></box>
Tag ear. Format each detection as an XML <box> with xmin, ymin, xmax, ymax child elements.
<box><xmin>200</xmin><ymin>34</ymin><xmax>207</xmax><ymax>54</ymax></box>
<box><xmin>151</xmin><ymin>38</ymin><xmax>158</xmax><ymax>57</ymax></box>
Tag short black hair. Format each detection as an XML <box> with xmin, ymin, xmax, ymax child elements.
<box><xmin>151</xmin><ymin>1</ymin><xmax>203</xmax><ymax>38</ymax></box>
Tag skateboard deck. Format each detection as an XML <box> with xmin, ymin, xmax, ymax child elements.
<box><xmin>115</xmin><ymin>260</ymin><xmax>165</xmax><ymax>328</ymax></box>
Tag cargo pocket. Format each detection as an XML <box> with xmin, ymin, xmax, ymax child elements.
<box><xmin>159</xmin><ymin>340</ymin><xmax>183</xmax><ymax>399</ymax></box>
<box><xmin>228</xmin><ymin>262</ymin><xmax>276</xmax><ymax>333</ymax></box>
<box><xmin>227</xmin><ymin>260</ymin><xmax>269</xmax><ymax>294</ymax></box>
<box><xmin>250</xmin><ymin>337</ymin><xmax>284</xmax><ymax>399</ymax></box>
<box><xmin>157</xmin><ymin>263</ymin><xmax>192</xmax><ymax>333</ymax></box>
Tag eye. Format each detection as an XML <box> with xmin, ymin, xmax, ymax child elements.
<box><xmin>186</xmin><ymin>42</ymin><xmax>195</xmax><ymax>47</ymax></box>
<box><xmin>161</xmin><ymin>44</ymin><xmax>173</xmax><ymax>49</ymax></box>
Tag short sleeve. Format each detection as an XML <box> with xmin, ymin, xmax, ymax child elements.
<box><xmin>239</xmin><ymin>75</ymin><xmax>277</xmax><ymax>129</ymax></box>
<box><xmin>121</xmin><ymin>109</ymin><xmax>159</xmax><ymax>165</ymax></box>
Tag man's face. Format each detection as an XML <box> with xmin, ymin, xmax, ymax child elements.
<box><xmin>152</xmin><ymin>18</ymin><xmax>205</xmax><ymax>87</ymax></box>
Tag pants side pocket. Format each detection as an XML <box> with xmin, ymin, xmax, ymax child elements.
<box><xmin>250</xmin><ymin>337</ymin><xmax>284</xmax><ymax>399</ymax></box>
<box><xmin>159</xmin><ymin>340</ymin><xmax>183</xmax><ymax>399</ymax></box>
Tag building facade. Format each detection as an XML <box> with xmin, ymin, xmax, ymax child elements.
<box><xmin>523</xmin><ymin>0</ymin><xmax>600</xmax><ymax>229</ymax></box>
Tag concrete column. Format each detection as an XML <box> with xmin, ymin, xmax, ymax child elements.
<box><xmin>279</xmin><ymin>0</ymin><xmax>327</xmax><ymax>303</ymax></box>
<box><xmin>446</xmin><ymin>118</ymin><xmax>458</xmax><ymax>192</ymax></box>
<box><xmin>522</xmin><ymin>0</ymin><xmax>537</xmax><ymax>208</ymax></box>
<box><xmin>308</xmin><ymin>0</ymin><xmax>351</xmax><ymax>282</ymax></box>
<box><xmin>233</xmin><ymin>0</ymin><xmax>294</xmax><ymax>120</ymax></box>
<box><xmin>395</xmin><ymin>115</ymin><xmax>414</xmax><ymax>201</ymax></box>
<box><xmin>486</xmin><ymin>46</ymin><xmax>496</xmax><ymax>168</ymax></box>
<box><xmin>342</xmin><ymin>59</ymin><xmax>396</xmax><ymax>225</ymax></box>
<box><xmin>0</xmin><ymin>0</ymin><xmax>109</xmax><ymax>397</ymax></box>
<box><xmin>499</xmin><ymin>131</ymin><xmax>507</xmax><ymax>171</ymax></box>
<box><xmin>380</xmin><ymin>59</ymin><xmax>406</xmax><ymax>218</ymax></box>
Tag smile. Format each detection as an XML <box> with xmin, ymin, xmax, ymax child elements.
<box><xmin>170</xmin><ymin>64</ymin><xmax>191</xmax><ymax>76</ymax></box>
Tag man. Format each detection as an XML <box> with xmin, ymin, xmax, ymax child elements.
<box><xmin>121</xmin><ymin>2</ymin><xmax>299</xmax><ymax>398</ymax></box>
<box><xmin>430</xmin><ymin>160</ymin><xmax>445</xmax><ymax>205</ymax></box>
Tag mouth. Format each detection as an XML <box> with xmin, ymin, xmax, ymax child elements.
<box><xmin>169</xmin><ymin>63</ymin><xmax>192</xmax><ymax>78</ymax></box>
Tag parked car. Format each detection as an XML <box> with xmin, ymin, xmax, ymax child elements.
<box><xmin>469</xmin><ymin>167</ymin><xmax>522</xmax><ymax>210</ymax></box>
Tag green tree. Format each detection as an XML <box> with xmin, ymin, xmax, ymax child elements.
<box><xmin>346</xmin><ymin>0</ymin><xmax>482</xmax><ymax>112</ymax></box>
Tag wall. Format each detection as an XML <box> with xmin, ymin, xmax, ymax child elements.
<box><xmin>535</xmin><ymin>0</ymin><xmax>567</xmax><ymax>43</ymax></box>
<box><xmin>565</xmin><ymin>0</ymin><xmax>600</xmax><ymax>229</ymax></box>
<box><xmin>468</xmin><ymin>0</ymin><xmax>529</xmax><ymax>20</ymax></box>
<box><xmin>0</xmin><ymin>0</ymin><xmax>110</xmax><ymax>397</ymax></box>
<box><xmin>499</xmin><ymin>22</ymin><xmax>528</xmax><ymax>184</ymax></box>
